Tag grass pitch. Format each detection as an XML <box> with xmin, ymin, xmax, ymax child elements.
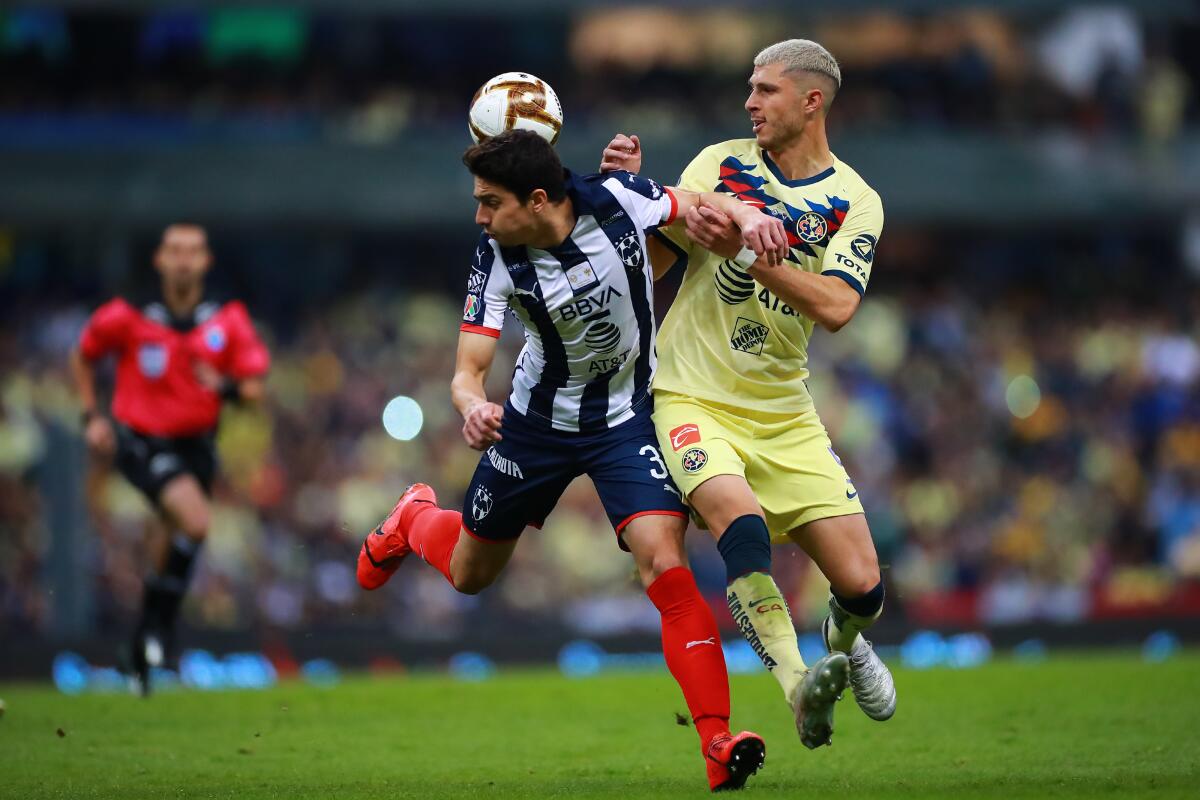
<box><xmin>1</xmin><ymin>652</ymin><xmax>1197</xmax><ymax>799</ymax></box>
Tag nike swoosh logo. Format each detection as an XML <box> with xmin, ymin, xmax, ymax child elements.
<box><xmin>685</xmin><ymin>638</ymin><xmax>717</xmax><ymax>649</ymax></box>
<box><xmin>846</xmin><ymin>489</ymin><xmax>859</xmax><ymax>499</ymax></box>
<box><xmin>747</xmin><ymin>596</ymin><xmax>782</xmax><ymax>608</ymax></box>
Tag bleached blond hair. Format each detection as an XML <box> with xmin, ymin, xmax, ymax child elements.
<box><xmin>754</xmin><ymin>39</ymin><xmax>842</xmax><ymax>96</ymax></box>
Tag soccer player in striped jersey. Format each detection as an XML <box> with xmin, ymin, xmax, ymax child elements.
<box><xmin>355</xmin><ymin>130</ymin><xmax>790</xmax><ymax>791</ymax></box>
<box><xmin>599</xmin><ymin>39</ymin><xmax>897</xmax><ymax>750</ymax></box>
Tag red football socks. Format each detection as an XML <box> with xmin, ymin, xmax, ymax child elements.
<box><xmin>405</xmin><ymin>504</ymin><xmax>462</xmax><ymax>586</ymax></box>
<box><xmin>647</xmin><ymin>566</ymin><xmax>731</xmax><ymax>749</ymax></box>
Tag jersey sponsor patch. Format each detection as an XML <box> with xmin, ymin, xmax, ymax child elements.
<box><xmin>730</xmin><ymin>317</ymin><xmax>769</xmax><ymax>355</ymax></box>
<box><xmin>669</xmin><ymin>423</ymin><xmax>701</xmax><ymax>451</ymax></box>
<box><xmin>850</xmin><ymin>233</ymin><xmax>877</xmax><ymax>264</ymax></box>
<box><xmin>486</xmin><ymin>446</ymin><xmax>524</xmax><ymax>480</ymax></box>
<box><xmin>681</xmin><ymin>447</ymin><xmax>708</xmax><ymax>473</ymax></box>
<box><xmin>715</xmin><ymin>260</ymin><xmax>754</xmax><ymax>305</ymax></box>
<box><xmin>467</xmin><ymin>266</ymin><xmax>487</xmax><ymax>294</ymax></box>
<box><xmin>584</xmin><ymin>320</ymin><xmax>621</xmax><ymax>353</ymax></box>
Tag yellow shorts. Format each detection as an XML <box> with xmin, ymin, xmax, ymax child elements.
<box><xmin>652</xmin><ymin>390</ymin><xmax>863</xmax><ymax>543</ymax></box>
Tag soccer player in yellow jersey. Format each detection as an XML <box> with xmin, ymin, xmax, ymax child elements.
<box><xmin>600</xmin><ymin>39</ymin><xmax>896</xmax><ymax>749</ymax></box>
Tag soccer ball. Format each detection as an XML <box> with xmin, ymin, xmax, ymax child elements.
<box><xmin>468</xmin><ymin>72</ymin><xmax>563</xmax><ymax>145</ymax></box>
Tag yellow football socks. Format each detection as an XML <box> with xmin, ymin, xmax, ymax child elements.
<box><xmin>726</xmin><ymin>570</ymin><xmax>808</xmax><ymax>702</ymax></box>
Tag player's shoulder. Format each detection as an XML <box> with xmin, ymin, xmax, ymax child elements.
<box><xmin>211</xmin><ymin>299</ymin><xmax>252</xmax><ymax>325</ymax></box>
<box><xmin>470</xmin><ymin>230</ymin><xmax>507</xmax><ymax>271</ymax></box>
<box><xmin>574</xmin><ymin>169</ymin><xmax>667</xmax><ymax>210</ymax></box>
<box><xmin>90</xmin><ymin>296</ymin><xmax>137</xmax><ymax>323</ymax></box>
<box><xmin>703</xmin><ymin>138</ymin><xmax>757</xmax><ymax>159</ymax></box>
<box><xmin>672</xmin><ymin>140</ymin><xmax>758</xmax><ymax>187</ymax></box>
<box><xmin>831</xmin><ymin>155</ymin><xmax>882</xmax><ymax>205</ymax></box>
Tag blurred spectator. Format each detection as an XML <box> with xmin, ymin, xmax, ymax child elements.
<box><xmin>0</xmin><ymin>5</ymin><xmax>1194</xmax><ymax>142</ymax></box>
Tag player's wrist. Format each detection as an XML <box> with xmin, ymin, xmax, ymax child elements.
<box><xmin>81</xmin><ymin>408</ymin><xmax>99</xmax><ymax>426</ymax></box>
<box><xmin>217</xmin><ymin>377</ymin><xmax>241</xmax><ymax>402</ymax></box>
<box><xmin>733</xmin><ymin>245</ymin><xmax>759</xmax><ymax>270</ymax></box>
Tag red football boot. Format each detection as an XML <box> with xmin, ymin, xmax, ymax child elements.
<box><xmin>705</xmin><ymin>730</ymin><xmax>765</xmax><ymax>792</ymax></box>
<box><xmin>356</xmin><ymin>483</ymin><xmax>438</xmax><ymax>590</ymax></box>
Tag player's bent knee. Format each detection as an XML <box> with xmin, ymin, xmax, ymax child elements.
<box><xmin>639</xmin><ymin>548</ymin><xmax>686</xmax><ymax>586</ymax></box>
<box><xmin>852</xmin><ymin>563</ymin><xmax>881</xmax><ymax>596</ymax></box>
<box><xmin>623</xmin><ymin>515</ymin><xmax>688</xmax><ymax>587</ymax></box>
<box><xmin>451</xmin><ymin>570</ymin><xmax>498</xmax><ymax>595</ymax></box>
<box><xmin>834</xmin><ymin>567</ymin><xmax>880</xmax><ymax>600</ymax></box>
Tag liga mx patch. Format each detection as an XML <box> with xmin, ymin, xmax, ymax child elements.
<box><xmin>463</xmin><ymin>293</ymin><xmax>480</xmax><ymax>320</ymax></box>
<box><xmin>681</xmin><ymin>447</ymin><xmax>708</xmax><ymax>473</ymax></box>
<box><xmin>669</xmin><ymin>423</ymin><xmax>701</xmax><ymax>452</ymax></box>
<box><xmin>730</xmin><ymin>317</ymin><xmax>769</xmax><ymax>355</ymax></box>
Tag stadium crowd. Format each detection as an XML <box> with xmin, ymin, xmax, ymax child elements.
<box><xmin>1</xmin><ymin>227</ymin><xmax>1197</xmax><ymax>640</ymax></box>
<box><xmin>0</xmin><ymin>5</ymin><xmax>1194</xmax><ymax>144</ymax></box>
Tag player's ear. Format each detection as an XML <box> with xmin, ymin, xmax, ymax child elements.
<box><xmin>806</xmin><ymin>88</ymin><xmax>824</xmax><ymax>115</ymax></box>
<box><xmin>527</xmin><ymin>188</ymin><xmax>549</xmax><ymax>213</ymax></box>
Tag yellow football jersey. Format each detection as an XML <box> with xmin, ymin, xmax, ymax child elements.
<box><xmin>654</xmin><ymin>139</ymin><xmax>883</xmax><ymax>414</ymax></box>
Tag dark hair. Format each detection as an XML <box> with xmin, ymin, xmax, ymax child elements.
<box><xmin>462</xmin><ymin>130</ymin><xmax>566</xmax><ymax>203</ymax></box>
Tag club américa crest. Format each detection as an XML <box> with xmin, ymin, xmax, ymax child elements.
<box><xmin>681</xmin><ymin>447</ymin><xmax>708</xmax><ymax>473</ymax></box>
<box><xmin>796</xmin><ymin>211</ymin><xmax>828</xmax><ymax>244</ymax></box>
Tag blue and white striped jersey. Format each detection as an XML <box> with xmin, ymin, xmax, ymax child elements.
<box><xmin>460</xmin><ymin>170</ymin><xmax>679</xmax><ymax>433</ymax></box>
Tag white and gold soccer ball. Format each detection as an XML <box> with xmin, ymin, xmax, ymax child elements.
<box><xmin>468</xmin><ymin>72</ymin><xmax>563</xmax><ymax>144</ymax></box>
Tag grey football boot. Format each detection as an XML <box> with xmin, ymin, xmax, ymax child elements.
<box><xmin>789</xmin><ymin>651</ymin><xmax>850</xmax><ymax>749</ymax></box>
<box><xmin>822</xmin><ymin>613</ymin><xmax>896</xmax><ymax>721</ymax></box>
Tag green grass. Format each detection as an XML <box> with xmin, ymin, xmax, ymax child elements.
<box><xmin>1</xmin><ymin>652</ymin><xmax>1198</xmax><ymax>799</ymax></box>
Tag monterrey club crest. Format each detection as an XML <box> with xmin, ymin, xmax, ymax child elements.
<box><xmin>796</xmin><ymin>211</ymin><xmax>828</xmax><ymax>244</ymax></box>
<box><xmin>615</xmin><ymin>232</ymin><xmax>643</xmax><ymax>270</ymax></box>
<box><xmin>471</xmin><ymin>485</ymin><xmax>493</xmax><ymax>521</ymax></box>
<box><xmin>681</xmin><ymin>447</ymin><xmax>708</xmax><ymax>473</ymax></box>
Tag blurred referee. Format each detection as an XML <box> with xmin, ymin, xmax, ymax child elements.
<box><xmin>69</xmin><ymin>224</ymin><xmax>269</xmax><ymax>695</ymax></box>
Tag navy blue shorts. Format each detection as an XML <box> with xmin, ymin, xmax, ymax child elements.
<box><xmin>461</xmin><ymin>404</ymin><xmax>687</xmax><ymax>550</ymax></box>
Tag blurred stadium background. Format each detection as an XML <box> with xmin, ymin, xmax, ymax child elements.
<box><xmin>2</xmin><ymin>0</ymin><xmax>1200</xmax><ymax>682</ymax></box>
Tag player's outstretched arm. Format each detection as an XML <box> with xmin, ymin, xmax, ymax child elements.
<box><xmin>669</xmin><ymin>189</ymin><xmax>790</xmax><ymax>267</ymax></box>
<box><xmin>749</xmin><ymin>261</ymin><xmax>862</xmax><ymax>332</ymax></box>
<box><xmin>453</xmin><ymin>331</ymin><xmax>504</xmax><ymax>451</ymax></box>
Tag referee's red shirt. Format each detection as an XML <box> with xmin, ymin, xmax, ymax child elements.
<box><xmin>79</xmin><ymin>298</ymin><xmax>270</xmax><ymax>437</ymax></box>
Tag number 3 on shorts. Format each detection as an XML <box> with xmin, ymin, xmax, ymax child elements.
<box><xmin>639</xmin><ymin>444</ymin><xmax>669</xmax><ymax>479</ymax></box>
